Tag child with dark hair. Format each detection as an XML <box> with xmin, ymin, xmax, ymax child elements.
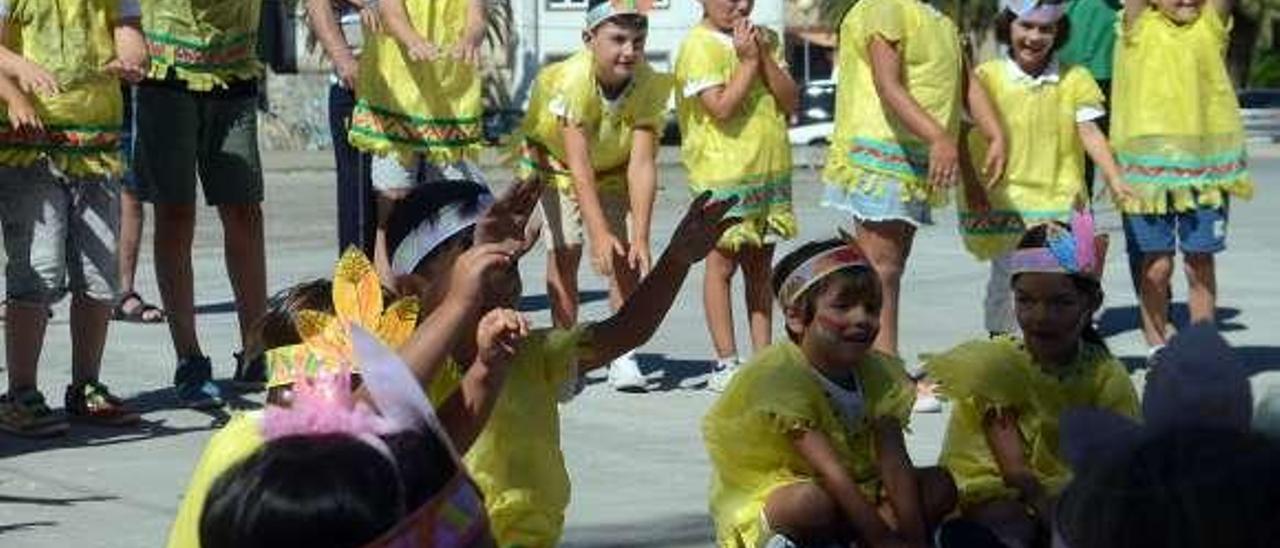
<box><xmin>518</xmin><ymin>0</ymin><xmax>672</xmax><ymax>393</ymax></box>
<box><xmin>703</xmin><ymin>238</ymin><xmax>955</xmax><ymax>548</ymax></box>
<box><xmin>960</xmin><ymin>0</ymin><xmax>1134</xmax><ymax>337</ymax></box>
<box><xmin>927</xmin><ymin>215</ymin><xmax>1139</xmax><ymax>548</ymax></box>
<box><xmin>386</xmin><ymin>177</ymin><xmax>739</xmax><ymax>546</ymax></box>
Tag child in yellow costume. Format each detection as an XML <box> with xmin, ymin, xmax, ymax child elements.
<box><xmin>676</xmin><ymin>0</ymin><xmax>798</xmax><ymax>392</ymax></box>
<box><xmin>818</xmin><ymin>0</ymin><xmax>1005</xmax><ymax>383</ymax></box>
<box><xmin>961</xmin><ymin>0</ymin><xmax>1136</xmax><ymax>336</ymax></box>
<box><xmin>517</xmin><ymin>0</ymin><xmax>672</xmax><ymax>393</ymax></box>
<box><xmin>927</xmin><ymin>216</ymin><xmax>1139</xmax><ymax>548</ymax></box>
<box><xmin>350</xmin><ymin>0</ymin><xmax>487</xmax><ymax>279</ymax></box>
<box><xmin>703</xmin><ymin>239</ymin><xmax>957</xmax><ymax>548</ymax></box>
<box><xmin>383</xmin><ymin>178</ymin><xmax>739</xmax><ymax>547</ymax></box>
<box><xmin>0</xmin><ymin>0</ymin><xmax>147</xmax><ymax>437</ymax></box>
<box><xmin>1113</xmin><ymin>0</ymin><xmax>1251</xmax><ymax>362</ymax></box>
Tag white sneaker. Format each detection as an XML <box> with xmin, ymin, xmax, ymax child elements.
<box><xmin>607</xmin><ymin>351</ymin><xmax>648</xmax><ymax>392</ymax></box>
<box><xmin>708</xmin><ymin>357</ymin><xmax>741</xmax><ymax>393</ymax></box>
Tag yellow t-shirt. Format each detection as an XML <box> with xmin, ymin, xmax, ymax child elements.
<box><xmin>141</xmin><ymin>0</ymin><xmax>263</xmax><ymax>90</ymax></box>
<box><xmin>0</xmin><ymin>0</ymin><xmax>124</xmax><ymax>177</ymax></box>
<box><xmin>165</xmin><ymin>362</ymin><xmax>465</xmax><ymax>548</ymax></box>
<box><xmin>674</xmin><ymin>24</ymin><xmax>795</xmax><ymax>251</ymax></box>
<box><xmin>959</xmin><ymin>59</ymin><xmax>1103</xmax><ymax>260</ymax></box>
<box><xmin>517</xmin><ymin>49</ymin><xmax>672</xmax><ymax>195</ymax></box>
<box><xmin>1111</xmin><ymin>7</ymin><xmax>1252</xmax><ymax>214</ymax></box>
<box><xmin>822</xmin><ymin>0</ymin><xmax>963</xmax><ymax>205</ymax></box>
<box><xmin>927</xmin><ymin>338</ymin><xmax>1139</xmax><ymax>510</ymax></box>
<box><xmin>702</xmin><ymin>342</ymin><xmax>915</xmax><ymax>548</ymax></box>
<box><xmin>349</xmin><ymin>0</ymin><xmax>482</xmax><ymax>164</ymax></box>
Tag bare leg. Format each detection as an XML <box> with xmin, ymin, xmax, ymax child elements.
<box><xmin>740</xmin><ymin>244</ymin><xmax>775</xmax><ymax>354</ymax></box>
<box><xmin>703</xmin><ymin>248</ymin><xmax>739</xmax><ymax>359</ymax></box>
<box><xmin>1184</xmin><ymin>253</ymin><xmax>1217</xmax><ymax>326</ymax></box>
<box><xmin>69</xmin><ymin>294</ymin><xmax>112</xmax><ymax>384</ymax></box>
<box><xmin>5</xmin><ymin>301</ymin><xmax>48</xmax><ymax>391</ymax></box>
<box><xmin>1139</xmin><ymin>253</ymin><xmax>1176</xmax><ymax>347</ymax></box>
<box><xmin>856</xmin><ymin>220</ymin><xmax>916</xmax><ymax>357</ymax></box>
<box><xmin>217</xmin><ymin>203</ymin><xmax>268</xmax><ymax>354</ymax></box>
<box><xmin>373</xmin><ymin>193</ymin><xmax>407</xmax><ymax>285</ymax></box>
<box><xmin>117</xmin><ymin>189</ymin><xmax>144</xmax><ymax>295</ymax></box>
<box><xmin>546</xmin><ymin>246</ymin><xmax>583</xmax><ymax>329</ymax></box>
<box><xmin>154</xmin><ymin>203</ymin><xmax>201</xmax><ymax>357</ymax></box>
<box><xmin>763</xmin><ymin>482</ymin><xmax>842</xmax><ymax>545</ymax></box>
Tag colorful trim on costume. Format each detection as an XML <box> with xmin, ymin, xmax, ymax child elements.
<box><xmin>1118</xmin><ymin>150</ymin><xmax>1248</xmax><ymax>186</ymax></box>
<box><xmin>847</xmin><ymin>137</ymin><xmax>929</xmax><ymax>180</ymax></box>
<box><xmin>704</xmin><ymin>174</ymin><xmax>793</xmax><ymax>218</ymax></box>
<box><xmin>777</xmin><ymin>245</ymin><xmax>871</xmax><ymax>306</ymax></box>
<box><xmin>959</xmin><ymin>210</ymin><xmax>1067</xmax><ymax>236</ymax></box>
<box><xmin>145</xmin><ymin>31</ymin><xmax>258</xmax><ymax>71</ymax></box>
<box><xmin>0</xmin><ymin>123</ymin><xmax>121</xmax><ymax>154</ymax></box>
<box><xmin>365</xmin><ymin>474</ymin><xmax>491</xmax><ymax>548</ymax></box>
<box><xmin>516</xmin><ymin>139</ymin><xmax>628</xmax><ymax>193</ymax></box>
<box><xmin>350</xmin><ymin>102</ymin><xmax>484</xmax><ymax>155</ymax></box>
<box><xmin>1008</xmin><ymin>211</ymin><xmax>1101</xmax><ymax>278</ymax></box>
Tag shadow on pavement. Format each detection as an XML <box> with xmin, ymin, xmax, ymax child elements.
<box><xmin>0</xmin><ymin>494</ymin><xmax>117</xmax><ymax>506</ymax></box>
<box><xmin>578</xmin><ymin>354</ymin><xmax>713</xmax><ymax>393</ymax></box>
<box><xmin>0</xmin><ymin>383</ymin><xmax>261</xmax><ymax>460</ymax></box>
<box><xmin>1097</xmin><ymin>305</ymin><xmax>1244</xmax><ymax>338</ymax></box>
<box><xmin>0</xmin><ymin>521</ymin><xmax>58</xmax><ymax>536</ymax></box>
<box><xmin>1119</xmin><ymin>344</ymin><xmax>1280</xmax><ymax>375</ymax></box>
<box><xmin>561</xmin><ymin>513</ymin><xmax>713</xmax><ymax>547</ymax></box>
<box><xmin>518</xmin><ymin>290</ymin><xmax>608</xmax><ymax>313</ymax></box>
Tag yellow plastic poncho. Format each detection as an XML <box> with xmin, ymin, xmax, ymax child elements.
<box><xmin>702</xmin><ymin>342</ymin><xmax>915</xmax><ymax>548</ymax></box>
<box><xmin>349</xmin><ymin>0</ymin><xmax>483</xmax><ymax>164</ymax></box>
<box><xmin>822</xmin><ymin>0</ymin><xmax>963</xmax><ymax>206</ymax></box>
<box><xmin>1111</xmin><ymin>7</ymin><xmax>1253</xmax><ymax>214</ymax></box>
<box><xmin>517</xmin><ymin>49</ymin><xmax>672</xmax><ymax>194</ymax></box>
<box><xmin>927</xmin><ymin>338</ymin><xmax>1139</xmax><ymax>510</ymax></box>
<box><xmin>959</xmin><ymin>59</ymin><xmax>1103</xmax><ymax>260</ymax></box>
<box><xmin>0</xmin><ymin>0</ymin><xmax>125</xmax><ymax>177</ymax></box>
<box><xmin>675</xmin><ymin>24</ymin><xmax>796</xmax><ymax>250</ymax></box>
<box><xmin>141</xmin><ymin>0</ymin><xmax>263</xmax><ymax>90</ymax></box>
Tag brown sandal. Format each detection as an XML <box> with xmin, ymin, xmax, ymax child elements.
<box><xmin>113</xmin><ymin>291</ymin><xmax>165</xmax><ymax>324</ymax></box>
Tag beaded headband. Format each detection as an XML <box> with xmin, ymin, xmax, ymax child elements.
<box><xmin>265</xmin><ymin>248</ymin><xmax>420</xmax><ymax>389</ymax></box>
<box><xmin>391</xmin><ymin>193</ymin><xmax>495</xmax><ymax>277</ymax></box>
<box><xmin>777</xmin><ymin>244</ymin><xmax>872</xmax><ymax>307</ymax></box>
<box><xmin>586</xmin><ymin>0</ymin><xmax>652</xmax><ymax>30</ymax></box>
<box><xmin>1001</xmin><ymin>0</ymin><xmax>1066</xmax><ymax>22</ymax></box>
<box><xmin>1009</xmin><ymin>211</ymin><xmax>1103</xmax><ymax>279</ymax></box>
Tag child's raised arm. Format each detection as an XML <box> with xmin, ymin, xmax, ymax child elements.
<box><xmin>453</xmin><ymin>0</ymin><xmax>487</xmax><ymax>65</ymax></box>
<box><xmin>963</xmin><ymin>61</ymin><xmax>1007</xmax><ymax>187</ymax></box>
<box><xmin>874</xmin><ymin>418</ymin><xmax>930</xmax><ymax>547</ymax></box>
<box><xmin>378</xmin><ymin>0</ymin><xmax>436</xmax><ymax>62</ymax></box>
<box><xmin>108</xmin><ymin>3</ymin><xmax>148</xmax><ymax>84</ymax></box>
<box><xmin>757</xmin><ymin>31</ymin><xmax>799</xmax><ymax>117</ymax></box>
<box><xmin>626</xmin><ymin>127</ymin><xmax>658</xmax><ymax>274</ymax></box>
<box><xmin>983</xmin><ymin>410</ymin><xmax>1052</xmax><ymax>526</ymax></box>
<box><xmin>792</xmin><ymin>429</ymin><xmax>907</xmax><ymax>547</ymax></box>
<box><xmin>1078</xmin><ymin>121</ymin><xmax>1138</xmax><ymax>205</ymax></box>
<box><xmin>436</xmin><ymin>307</ymin><xmax>529</xmax><ymax>452</ymax></box>
<box><xmin>562</xmin><ymin>123</ymin><xmax>626</xmax><ymax>277</ymax></box>
<box><xmin>306</xmin><ymin>0</ymin><xmax>361</xmax><ymax>88</ymax></box>
<box><xmin>698</xmin><ymin>21</ymin><xmax>762</xmax><ymax>122</ymax></box>
<box><xmin>868</xmin><ymin>36</ymin><xmax>957</xmax><ymax>189</ymax></box>
<box><xmin>580</xmin><ymin>192</ymin><xmax>736</xmax><ymax>370</ymax></box>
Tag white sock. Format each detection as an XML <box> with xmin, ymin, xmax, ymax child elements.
<box><xmin>716</xmin><ymin>356</ymin><xmax>740</xmax><ymax>370</ymax></box>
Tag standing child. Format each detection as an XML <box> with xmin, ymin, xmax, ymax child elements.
<box><xmin>676</xmin><ymin>0</ymin><xmax>799</xmax><ymax>391</ymax></box>
<box><xmin>349</xmin><ymin>0</ymin><xmax>487</xmax><ymax>281</ymax></box>
<box><xmin>820</xmin><ymin>0</ymin><xmax>1006</xmax><ymax>410</ymax></box>
<box><xmin>518</xmin><ymin>0</ymin><xmax>672</xmax><ymax>392</ymax></box>
<box><xmin>1112</xmin><ymin>0</ymin><xmax>1251</xmax><ymax>363</ymax></box>
<box><xmin>927</xmin><ymin>218</ymin><xmax>1139</xmax><ymax>547</ymax></box>
<box><xmin>0</xmin><ymin>0</ymin><xmax>147</xmax><ymax>436</ymax></box>
<box><xmin>702</xmin><ymin>239</ymin><xmax>955</xmax><ymax>548</ymax></box>
<box><xmin>961</xmin><ymin>0</ymin><xmax>1136</xmax><ymax>336</ymax></box>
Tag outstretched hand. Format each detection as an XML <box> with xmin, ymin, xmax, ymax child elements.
<box><xmin>476</xmin><ymin>307</ymin><xmax>529</xmax><ymax>369</ymax></box>
<box><xmin>667</xmin><ymin>191</ymin><xmax>739</xmax><ymax>266</ymax></box>
<box><xmin>446</xmin><ymin>240</ymin><xmax>522</xmax><ymax>310</ymax></box>
<box><xmin>474</xmin><ymin>177</ymin><xmax>544</xmax><ymax>253</ymax></box>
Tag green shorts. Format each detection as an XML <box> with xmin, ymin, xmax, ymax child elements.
<box><xmin>132</xmin><ymin>78</ymin><xmax>263</xmax><ymax>205</ymax></box>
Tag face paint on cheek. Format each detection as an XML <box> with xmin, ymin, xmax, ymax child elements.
<box><xmin>815</xmin><ymin>312</ymin><xmax>852</xmax><ymax>335</ymax></box>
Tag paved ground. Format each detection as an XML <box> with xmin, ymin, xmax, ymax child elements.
<box><xmin>1</xmin><ymin>149</ymin><xmax>1278</xmax><ymax>547</ymax></box>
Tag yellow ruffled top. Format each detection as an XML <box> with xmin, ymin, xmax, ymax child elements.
<box><xmin>959</xmin><ymin>59</ymin><xmax>1102</xmax><ymax>260</ymax></box>
<box><xmin>515</xmin><ymin>49</ymin><xmax>672</xmax><ymax>195</ymax></box>
<box><xmin>702</xmin><ymin>342</ymin><xmax>915</xmax><ymax>548</ymax></box>
<box><xmin>927</xmin><ymin>337</ymin><xmax>1139</xmax><ymax>510</ymax></box>
<box><xmin>822</xmin><ymin>0</ymin><xmax>963</xmax><ymax>206</ymax></box>
<box><xmin>0</xmin><ymin>0</ymin><xmax>125</xmax><ymax>177</ymax></box>
<box><xmin>349</xmin><ymin>0</ymin><xmax>483</xmax><ymax>164</ymax></box>
<box><xmin>675</xmin><ymin>24</ymin><xmax>796</xmax><ymax>251</ymax></box>
<box><xmin>142</xmin><ymin>0</ymin><xmax>263</xmax><ymax>90</ymax></box>
<box><xmin>1111</xmin><ymin>7</ymin><xmax>1253</xmax><ymax>214</ymax></box>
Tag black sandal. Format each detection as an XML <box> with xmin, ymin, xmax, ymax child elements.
<box><xmin>112</xmin><ymin>291</ymin><xmax>166</xmax><ymax>324</ymax></box>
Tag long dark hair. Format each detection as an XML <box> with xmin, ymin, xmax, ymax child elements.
<box><xmin>1011</xmin><ymin>224</ymin><xmax>1108</xmax><ymax>350</ymax></box>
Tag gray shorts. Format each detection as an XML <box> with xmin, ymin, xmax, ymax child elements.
<box><xmin>370</xmin><ymin>153</ymin><xmax>486</xmax><ymax>193</ymax></box>
<box><xmin>0</xmin><ymin>161</ymin><xmax>120</xmax><ymax>305</ymax></box>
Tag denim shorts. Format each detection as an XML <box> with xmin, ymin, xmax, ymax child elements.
<box><xmin>1122</xmin><ymin>201</ymin><xmax>1228</xmax><ymax>255</ymax></box>
<box><xmin>370</xmin><ymin>153</ymin><xmax>486</xmax><ymax>194</ymax></box>
<box><xmin>821</xmin><ymin>175</ymin><xmax>932</xmax><ymax>226</ymax></box>
<box><xmin>0</xmin><ymin>161</ymin><xmax>120</xmax><ymax>304</ymax></box>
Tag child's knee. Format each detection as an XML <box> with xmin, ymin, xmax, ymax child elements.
<box><xmin>763</xmin><ymin>481</ymin><xmax>841</xmax><ymax>544</ymax></box>
<box><xmin>1182</xmin><ymin>253</ymin><xmax>1215</xmax><ymax>278</ymax></box>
